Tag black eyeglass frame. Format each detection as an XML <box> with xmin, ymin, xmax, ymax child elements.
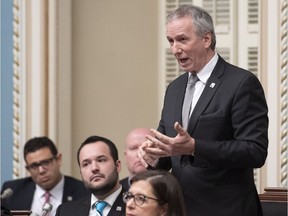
<box><xmin>25</xmin><ymin>156</ymin><xmax>57</xmax><ymax>171</ymax></box>
<box><xmin>123</xmin><ymin>191</ymin><xmax>159</xmax><ymax>207</ymax></box>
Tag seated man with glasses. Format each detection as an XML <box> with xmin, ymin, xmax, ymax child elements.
<box><xmin>124</xmin><ymin>170</ymin><xmax>187</xmax><ymax>216</ymax></box>
<box><xmin>1</xmin><ymin>136</ymin><xmax>89</xmax><ymax>216</ymax></box>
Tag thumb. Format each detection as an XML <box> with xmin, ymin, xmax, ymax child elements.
<box><xmin>174</xmin><ymin>122</ymin><xmax>186</xmax><ymax>135</ymax></box>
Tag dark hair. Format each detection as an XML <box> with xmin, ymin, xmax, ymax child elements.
<box><xmin>24</xmin><ymin>136</ymin><xmax>58</xmax><ymax>160</ymax></box>
<box><xmin>130</xmin><ymin>170</ymin><xmax>187</xmax><ymax>216</ymax></box>
<box><xmin>77</xmin><ymin>135</ymin><xmax>119</xmax><ymax>165</ymax></box>
<box><xmin>167</xmin><ymin>4</ymin><xmax>216</xmax><ymax>50</ymax></box>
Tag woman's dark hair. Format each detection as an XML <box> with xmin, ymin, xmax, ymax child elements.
<box><xmin>77</xmin><ymin>135</ymin><xmax>119</xmax><ymax>165</ymax></box>
<box><xmin>130</xmin><ymin>170</ymin><xmax>187</xmax><ymax>216</ymax></box>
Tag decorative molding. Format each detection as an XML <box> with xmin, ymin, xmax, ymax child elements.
<box><xmin>280</xmin><ymin>0</ymin><xmax>288</xmax><ymax>187</ymax></box>
<box><xmin>12</xmin><ymin>0</ymin><xmax>50</xmax><ymax>178</ymax></box>
<box><xmin>12</xmin><ymin>0</ymin><xmax>21</xmax><ymax>179</ymax></box>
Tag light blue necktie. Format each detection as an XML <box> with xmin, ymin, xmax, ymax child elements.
<box><xmin>95</xmin><ymin>201</ymin><xmax>107</xmax><ymax>216</ymax></box>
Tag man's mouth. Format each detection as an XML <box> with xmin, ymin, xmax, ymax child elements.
<box><xmin>179</xmin><ymin>58</ymin><xmax>188</xmax><ymax>64</ymax></box>
<box><xmin>135</xmin><ymin>161</ymin><xmax>144</xmax><ymax>167</ymax></box>
<box><xmin>90</xmin><ymin>174</ymin><xmax>104</xmax><ymax>182</ymax></box>
<box><xmin>39</xmin><ymin>176</ymin><xmax>50</xmax><ymax>182</ymax></box>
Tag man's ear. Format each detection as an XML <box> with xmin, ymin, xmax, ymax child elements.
<box><xmin>57</xmin><ymin>153</ymin><xmax>62</xmax><ymax>166</ymax></box>
<box><xmin>116</xmin><ymin>160</ymin><xmax>122</xmax><ymax>173</ymax></box>
<box><xmin>203</xmin><ymin>31</ymin><xmax>212</xmax><ymax>48</ymax></box>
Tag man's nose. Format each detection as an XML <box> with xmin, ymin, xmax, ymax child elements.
<box><xmin>38</xmin><ymin>165</ymin><xmax>46</xmax><ymax>173</ymax></box>
<box><xmin>171</xmin><ymin>43</ymin><xmax>182</xmax><ymax>55</ymax></box>
<box><xmin>91</xmin><ymin>161</ymin><xmax>99</xmax><ymax>171</ymax></box>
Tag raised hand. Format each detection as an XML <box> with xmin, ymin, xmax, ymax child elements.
<box><xmin>138</xmin><ymin>122</ymin><xmax>195</xmax><ymax>167</ymax></box>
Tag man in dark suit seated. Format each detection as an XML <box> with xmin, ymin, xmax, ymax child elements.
<box><xmin>1</xmin><ymin>137</ymin><xmax>89</xmax><ymax>216</ymax></box>
<box><xmin>55</xmin><ymin>135</ymin><xmax>126</xmax><ymax>216</ymax></box>
<box><xmin>120</xmin><ymin>128</ymin><xmax>152</xmax><ymax>190</ymax></box>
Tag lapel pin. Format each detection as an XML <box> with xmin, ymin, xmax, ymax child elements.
<box><xmin>67</xmin><ymin>196</ymin><xmax>73</xmax><ymax>201</ymax></box>
<box><xmin>209</xmin><ymin>83</ymin><xmax>215</xmax><ymax>88</ymax></box>
<box><xmin>116</xmin><ymin>206</ymin><xmax>122</xmax><ymax>211</ymax></box>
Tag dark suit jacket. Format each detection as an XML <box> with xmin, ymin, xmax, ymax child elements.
<box><xmin>55</xmin><ymin>188</ymin><xmax>126</xmax><ymax>216</ymax></box>
<box><xmin>119</xmin><ymin>177</ymin><xmax>130</xmax><ymax>191</ymax></box>
<box><xmin>156</xmin><ymin>55</ymin><xmax>268</xmax><ymax>216</ymax></box>
<box><xmin>1</xmin><ymin>176</ymin><xmax>89</xmax><ymax>211</ymax></box>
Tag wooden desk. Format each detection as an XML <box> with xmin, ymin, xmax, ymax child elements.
<box><xmin>259</xmin><ymin>187</ymin><xmax>287</xmax><ymax>216</ymax></box>
<box><xmin>259</xmin><ymin>187</ymin><xmax>287</xmax><ymax>202</ymax></box>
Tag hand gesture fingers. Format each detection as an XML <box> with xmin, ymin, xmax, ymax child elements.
<box><xmin>138</xmin><ymin>141</ymin><xmax>159</xmax><ymax>167</ymax></box>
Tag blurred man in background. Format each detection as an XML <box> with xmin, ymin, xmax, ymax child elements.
<box><xmin>1</xmin><ymin>137</ymin><xmax>88</xmax><ymax>216</ymax></box>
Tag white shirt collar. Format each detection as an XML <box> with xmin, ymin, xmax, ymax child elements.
<box><xmin>32</xmin><ymin>175</ymin><xmax>64</xmax><ymax>216</ymax></box>
<box><xmin>90</xmin><ymin>185</ymin><xmax>122</xmax><ymax>209</ymax></box>
<box><xmin>35</xmin><ymin>175</ymin><xmax>64</xmax><ymax>198</ymax></box>
<box><xmin>189</xmin><ymin>52</ymin><xmax>218</xmax><ymax>84</ymax></box>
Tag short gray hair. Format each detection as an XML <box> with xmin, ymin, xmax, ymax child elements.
<box><xmin>166</xmin><ymin>5</ymin><xmax>216</xmax><ymax>50</ymax></box>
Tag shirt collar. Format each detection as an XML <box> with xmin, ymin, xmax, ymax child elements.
<box><xmin>90</xmin><ymin>185</ymin><xmax>122</xmax><ymax>209</ymax></box>
<box><xmin>35</xmin><ymin>175</ymin><xmax>64</xmax><ymax>198</ymax></box>
<box><xmin>189</xmin><ymin>52</ymin><xmax>218</xmax><ymax>84</ymax></box>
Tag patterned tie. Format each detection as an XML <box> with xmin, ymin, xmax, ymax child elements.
<box><xmin>43</xmin><ymin>191</ymin><xmax>51</xmax><ymax>216</ymax></box>
<box><xmin>95</xmin><ymin>201</ymin><xmax>107</xmax><ymax>216</ymax></box>
<box><xmin>182</xmin><ymin>73</ymin><xmax>199</xmax><ymax>130</ymax></box>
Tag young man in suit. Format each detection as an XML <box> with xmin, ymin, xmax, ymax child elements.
<box><xmin>120</xmin><ymin>128</ymin><xmax>152</xmax><ymax>190</ymax></box>
<box><xmin>55</xmin><ymin>135</ymin><xmax>125</xmax><ymax>216</ymax></box>
<box><xmin>1</xmin><ymin>137</ymin><xmax>88</xmax><ymax>216</ymax></box>
<box><xmin>138</xmin><ymin>5</ymin><xmax>268</xmax><ymax>216</ymax></box>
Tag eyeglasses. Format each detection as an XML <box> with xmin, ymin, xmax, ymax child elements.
<box><xmin>123</xmin><ymin>192</ymin><xmax>159</xmax><ymax>206</ymax></box>
<box><xmin>25</xmin><ymin>156</ymin><xmax>56</xmax><ymax>171</ymax></box>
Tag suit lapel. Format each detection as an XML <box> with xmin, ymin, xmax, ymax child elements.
<box><xmin>77</xmin><ymin>197</ymin><xmax>91</xmax><ymax>216</ymax></box>
<box><xmin>108</xmin><ymin>188</ymin><xmax>126</xmax><ymax>216</ymax></box>
<box><xmin>62</xmin><ymin>176</ymin><xmax>77</xmax><ymax>203</ymax></box>
<box><xmin>188</xmin><ymin>56</ymin><xmax>226</xmax><ymax>134</ymax></box>
<box><xmin>25</xmin><ymin>180</ymin><xmax>36</xmax><ymax>209</ymax></box>
<box><xmin>62</xmin><ymin>176</ymin><xmax>73</xmax><ymax>202</ymax></box>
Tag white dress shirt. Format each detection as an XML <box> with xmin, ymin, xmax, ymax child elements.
<box><xmin>31</xmin><ymin>175</ymin><xmax>64</xmax><ymax>216</ymax></box>
<box><xmin>189</xmin><ymin>52</ymin><xmax>219</xmax><ymax>116</ymax></box>
<box><xmin>89</xmin><ymin>186</ymin><xmax>122</xmax><ymax>216</ymax></box>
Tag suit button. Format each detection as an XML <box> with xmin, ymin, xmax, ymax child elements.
<box><xmin>181</xmin><ymin>162</ymin><xmax>186</xmax><ymax>167</ymax></box>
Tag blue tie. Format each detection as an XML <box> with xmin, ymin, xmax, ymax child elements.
<box><xmin>95</xmin><ymin>201</ymin><xmax>107</xmax><ymax>216</ymax></box>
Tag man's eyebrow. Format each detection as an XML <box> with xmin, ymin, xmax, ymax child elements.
<box><xmin>97</xmin><ymin>155</ymin><xmax>108</xmax><ymax>159</ymax></box>
<box><xmin>29</xmin><ymin>157</ymin><xmax>54</xmax><ymax>164</ymax></box>
<box><xmin>81</xmin><ymin>155</ymin><xmax>107</xmax><ymax>162</ymax></box>
<box><xmin>81</xmin><ymin>158</ymin><xmax>90</xmax><ymax>163</ymax></box>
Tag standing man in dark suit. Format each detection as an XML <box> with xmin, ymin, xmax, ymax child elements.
<box><xmin>120</xmin><ymin>128</ymin><xmax>152</xmax><ymax>190</ymax></box>
<box><xmin>1</xmin><ymin>137</ymin><xmax>88</xmax><ymax>216</ymax></box>
<box><xmin>138</xmin><ymin>5</ymin><xmax>268</xmax><ymax>216</ymax></box>
<box><xmin>55</xmin><ymin>135</ymin><xmax>125</xmax><ymax>216</ymax></box>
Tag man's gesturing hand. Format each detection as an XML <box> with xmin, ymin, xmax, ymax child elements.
<box><xmin>138</xmin><ymin>122</ymin><xmax>195</xmax><ymax>166</ymax></box>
